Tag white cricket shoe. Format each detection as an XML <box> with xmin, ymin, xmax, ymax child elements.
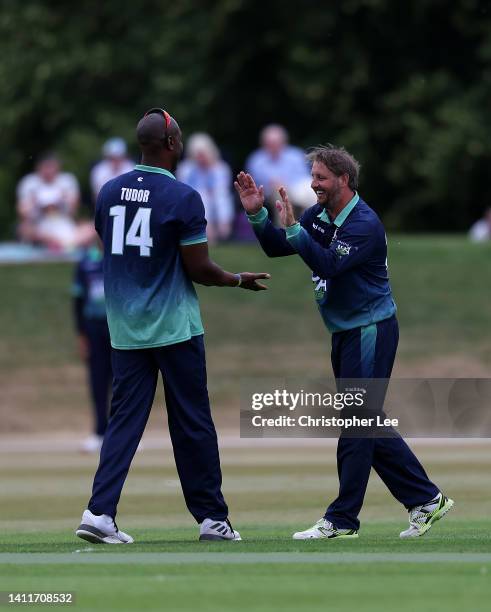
<box><xmin>80</xmin><ymin>434</ymin><xmax>103</xmax><ymax>454</ymax></box>
<box><xmin>400</xmin><ymin>493</ymin><xmax>454</xmax><ymax>538</ymax></box>
<box><xmin>199</xmin><ymin>518</ymin><xmax>242</xmax><ymax>541</ymax></box>
<box><xmin>293</xmin><ymin>518</ymin><xmax>358</xmax><ymax>540</ymax></box>
<box><xmin>75</xmin><ymin>509</ymin><xmax>134</xmax><ymax>544</ymax></box>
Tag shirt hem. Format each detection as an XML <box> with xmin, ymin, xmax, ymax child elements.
<box><xmin>180</xmin><ymin>235</ymin><xmax>208</xmax><ymax>246</ymax></box>
<box><xmin>326</xmin><ymin>310</ymin><xmax>397</xmax><ymax>334</ymax></box>
<box><xmin>111</xmin><ymin>330</ymin><xmax>204</xmax><ymax>350</ymax></box>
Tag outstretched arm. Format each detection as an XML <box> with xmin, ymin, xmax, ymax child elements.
<box><xmin>275</xmin><ymin>187</ymin><xmax>375</xmax><ymax>279</ymax></box>
<box><xmin>180</xmin><ymin>242</ymin><xmax>270</xmax><ymax>291</ymax></box>
<box><xmin>234</xmin><ymin>172</ymin><xmax>297</xmax><ymax>258</ymax></box>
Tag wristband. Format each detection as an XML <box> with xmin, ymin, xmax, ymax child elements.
<box><xmin>235</xmin><ymin>273</ymin><xmax>242</xmax><ymax>287</ymax></box>
<box><xmin>246</xmin><ymin>207</ymin><xmax>268</xmax><ymax>224</ymax></box>
<box><xmin>286</xmin><ymin>222</ymin><xmax>302</xmax><ymax>239</ymax></box>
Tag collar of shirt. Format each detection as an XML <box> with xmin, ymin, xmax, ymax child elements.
<box><xmin>317</xmin><ymin>192</ymin><xmax>359</xmax><ymax>227</ymax></box>
<box><xmin>135</xmin><ymin>164</ymin><xmax>176</xmax><ymax>180</ymax></box>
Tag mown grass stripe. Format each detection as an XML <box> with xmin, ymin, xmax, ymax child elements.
<box><xmin>1</xmin><ymin>552</ymin><xmax>490</xmax><ymax>565</ymax></box>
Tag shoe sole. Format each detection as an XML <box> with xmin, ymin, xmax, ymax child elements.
<box><xmin>401</xmin><ymin>498</ymin><xmax>455</xmax><ymax>538</ymax></box>
<box><xmin>75</xmin><ymin>524</ymin><xmax>129</xmax><ymax>544</ymax></box>
<box><xmin>199</xmin><ymin>534</ymin><xmax>242</xmax><ymax>542</ymax></box>
<box><xmin>292</xmin><ymin>533</ymin><xmax>359</xmax><ymax>540</ymax></box>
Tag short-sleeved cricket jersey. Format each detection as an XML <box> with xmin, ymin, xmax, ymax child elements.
<box><xmin>95</xmin><ymin>164</ymin><xmax>207</xmax><ymax>349</ymax></box>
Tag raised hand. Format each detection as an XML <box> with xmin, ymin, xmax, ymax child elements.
<box><xmin>234</xmin><ymin>172</ymin><xmax>265</xmax><ymax>215</ymax></box>
<box><xmin>275</xmin><ymin>186</ymin><xmax>297</xmax><ymax>227</ymax></box>
<box><xmin>237</xmin><ymin>272</ymin><xmax>270</xmax><ymax>291</ymax></box>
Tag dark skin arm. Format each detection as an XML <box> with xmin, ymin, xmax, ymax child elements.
<box><xmin>179</xmin><ymin>242</ymin><xmax>270</xmax><ymax>290</ymax></box>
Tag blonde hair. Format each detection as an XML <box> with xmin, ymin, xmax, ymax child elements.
<box><xmin>186</xmin><ymin>133</ymin><xmax>220</xmax><ymax>162</ymax></box>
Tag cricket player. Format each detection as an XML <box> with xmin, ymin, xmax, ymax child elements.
<box><xmin>72</xmin><ymin>239</ymin><xmax>111</xmax><ymax>453</ymax></box>
<box><xmin>235</xmin><ymin>145</ymin><xmax>454</xmax><ymax>539</ymax></box>
<box><xmin>76</xmin><ymin>108</ymin><xmax>269</xmax><ymax>544</ymax></box>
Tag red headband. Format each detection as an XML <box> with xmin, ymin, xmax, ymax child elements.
<box><xmin>144</xmin><ymin>107</ymin><xmax>171</xmax><ymax>130</ymax></box>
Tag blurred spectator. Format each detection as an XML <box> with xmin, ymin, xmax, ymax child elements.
<box><xmin>16</xmin><ymin>152</ymin><xmax>94</xmax><ymax>250</ymax></box>
<box><xmin>90</xmin><ymin>137</ymin><xmax>134</xmax><ymax>200</ymax></box>
<box><xmin>177</xmin><ymin>133</ymin><xmax>234</xmax><ymax>243</ymax></box>
<box><xmin>246</xmin><ymin>124</ymin><xmax>315</xmax><ymax>211</ymax></box>
<box><xmin>469</xmin><ymin>208</ymin><xmax>491</xmax><ymax>242</ymax></box>
<box><xmin>72</xmin><ymin>237</ymin><xmax>111</xmax><ymax>453</ymax></box>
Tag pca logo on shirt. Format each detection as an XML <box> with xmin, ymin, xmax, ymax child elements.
<box><xmin>335</xmin><ymin>241</ymin><xmax>352</xmax><ymax>257</ymax></box>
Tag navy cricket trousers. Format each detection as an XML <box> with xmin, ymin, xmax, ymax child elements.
<box><xmin>88</xmin><ymin>334</ymin><xmax>228</xmax><ymax>523</ymax></box>
<box><xmin>324</xmin><ymin>315</ymin><xmax>439</xmax><ymax>530</ymax></box>
<box><xmin>85</xmin><ymin>320</ymin><xmax>112</xmax><ymax>437</ymax></box>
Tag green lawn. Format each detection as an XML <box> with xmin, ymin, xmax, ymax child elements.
<box><xmin>1</xmin><ymin>236</ymin><xmax>490</xmax><ymax>432</ymax></box>
<box><xmin>1</xmin><ymin>236</ymin><xmax>491</xmax><ymax>370</ymax></box>
<box><xmin>2</xmin><ymin>558</ymin><xmax>490</xmax><ymax>612</ymax></box>
<box><xmin>1</xmin><ymin>236</ymin><xmax>491</xmax><ymax>611</ymax></box>
<box><xmin>1</xmin><ymin>444</ymin><xmax>490</xmax><ymax>611</ymax></box>
<box><xmin>1</xmin><ymin>524</ymin><xmax>491</xmax><ymax>612</ymax></box>
<box><xmin>1</xmin><ymin>521</ymin><xmax>490</xmax><ymax>554</ymax></box>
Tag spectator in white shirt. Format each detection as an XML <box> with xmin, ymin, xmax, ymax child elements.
<box><xmin>90</xmin><ymin>138</ymin><xmax>134</xmax><ymax>201</ymax></box>
<box><xmin>177</xmin><ymin>133</ymin><xmax>235</xmax><ymax>244</ymax></box>
<box><xmin>16</xmin><ymin>152</ymin><xmax>93</xmax><ymax>250</ymax></box>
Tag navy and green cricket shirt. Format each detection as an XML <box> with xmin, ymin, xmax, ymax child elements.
<box><xmin>72</xmin><ymin>245</ymin><xmax>106</xmax><ymax>332</ymax></box>
<box><xmin>95</xmin><ymin>164</ymin><xmax>207</xmax><ymax>349</ymax></box>
<box><xmin>247</xmin><ymin>193</ymin><xmax>396</xmax><ymax>332</ymax></box>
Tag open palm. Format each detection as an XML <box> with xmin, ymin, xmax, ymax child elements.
<box><xmin>234</xmin><ymin>172</ymin><xmax>265</xmax><ymax>214</ymax></box>
<box><xmin>275</xmin><ymin>186</ymin><xmax>297</xmax><ymax>227</ymax></box>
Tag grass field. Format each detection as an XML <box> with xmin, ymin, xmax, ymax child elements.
<box><xmin>1</xmin><ymin>442</ymin><xmax>490</xmax><ymax>611</ymax></box>
<box><xmin>1</xmin><ymin>235</ymin><xmax>491</xmax><ymax>611</ymax></box>
<box><xmin>1</xmin><ymin>236</ymin><xmax>491</xmax><ymax>432</ymax></box>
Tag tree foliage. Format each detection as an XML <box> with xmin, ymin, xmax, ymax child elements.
<box><xmin>1</xmin><ymin>0</ymin><xmax>490</xmax><ymax>234</ymax></box>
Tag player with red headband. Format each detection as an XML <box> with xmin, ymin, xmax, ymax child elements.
<box><xmin>75</xmin><ymin>108</ymin><xmax>270</xmax><ymax>544</ymax></box>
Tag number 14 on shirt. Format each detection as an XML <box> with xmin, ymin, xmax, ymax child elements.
<box><xmin>109</xmin><ymin>205</ymin><xmax>153</xmax><ymax>257</ymax></box>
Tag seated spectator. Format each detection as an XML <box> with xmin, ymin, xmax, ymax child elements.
<box><xmin>177</xmin><ymin>133</ymin><xmax>234</xmax><ymax>244</ymax></box>
<box><xmin>90</xmin><ymin>137</ymin><xmax>134</xmax><ymax>200</ymax></box>
<box><xmin>469</xmin><ymin>208</ymin><xmax>491</xmax><ymax>242</ymax></box>
<box><xmin>16</xmin><ymin>152</ymin><xmax>94</xmax><ymax>250</ymax></box>
<box><xmin>246</xmin><ymin>124</ymin><xmax>315</xmax><ymax>215</ymax></box>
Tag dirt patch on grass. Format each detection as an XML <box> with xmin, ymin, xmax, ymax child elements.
<box><xmin>393</xmin><ymin>354</ymin><xmax>490</xmax><ymax>377</ymax></box>
<box><xmin>1</xmin><ymin>351</ymin><xmax>488</xmax><ymax>434</ymax></box>
<box><xmin>0</xmin><ymin>365</ymin><xmax>90</xmax><ymax>433</ymax></box>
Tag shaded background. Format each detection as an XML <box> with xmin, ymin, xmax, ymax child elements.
<box><xmin>1</xmin><ymin>0</ymin><xmax>491</xmax><ymax>235</ymax></box>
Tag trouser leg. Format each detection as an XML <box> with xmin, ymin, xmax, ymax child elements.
<box><xmin>324</xmin><ymin>436</ymin><xmax>375</xmax><ymax>530</ymax></box>
<box><xmin>325</xmin><ymin>316</ymin><xmax>438</xmax><ymax>529</ymax></box>
<box><xmin>372</xmin><ymin>436</ymin><xmax>439</xmax><ymax>508</ymax></box>
<box><xmin>156</xmin><ymin>335</ymin><xmax>228</xmax><ymax>523</ymax></box>
<box><xmin>86</xmin><ymin>321</ymin><xmax>112</xmax><ymax>436</ymax></box>
<box><xmin>88</xmin><ymin>348</ymin><xmax>157</xmax><ymax>518</ymax></box>
<box><xmin>325</xmin><ymin>325</ymin><xmax>373</xmax><ymax>529</ymax></box>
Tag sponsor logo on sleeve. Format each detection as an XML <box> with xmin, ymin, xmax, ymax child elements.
<box><xmin>335</xmin><ymin>241</ymin><xmax>352</xmax><ymax>257</ymax></box>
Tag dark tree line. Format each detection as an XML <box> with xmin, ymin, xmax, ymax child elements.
<box><xmin>1</xmin><ymin>0</ymin><xmax>490</xmax><ymax>235</ymax></box>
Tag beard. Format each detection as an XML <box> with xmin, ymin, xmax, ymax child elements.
<box><xmin>319</xmin><ymin>183</ymin><xmax>342</xmax><ymax>211</ymax></box>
